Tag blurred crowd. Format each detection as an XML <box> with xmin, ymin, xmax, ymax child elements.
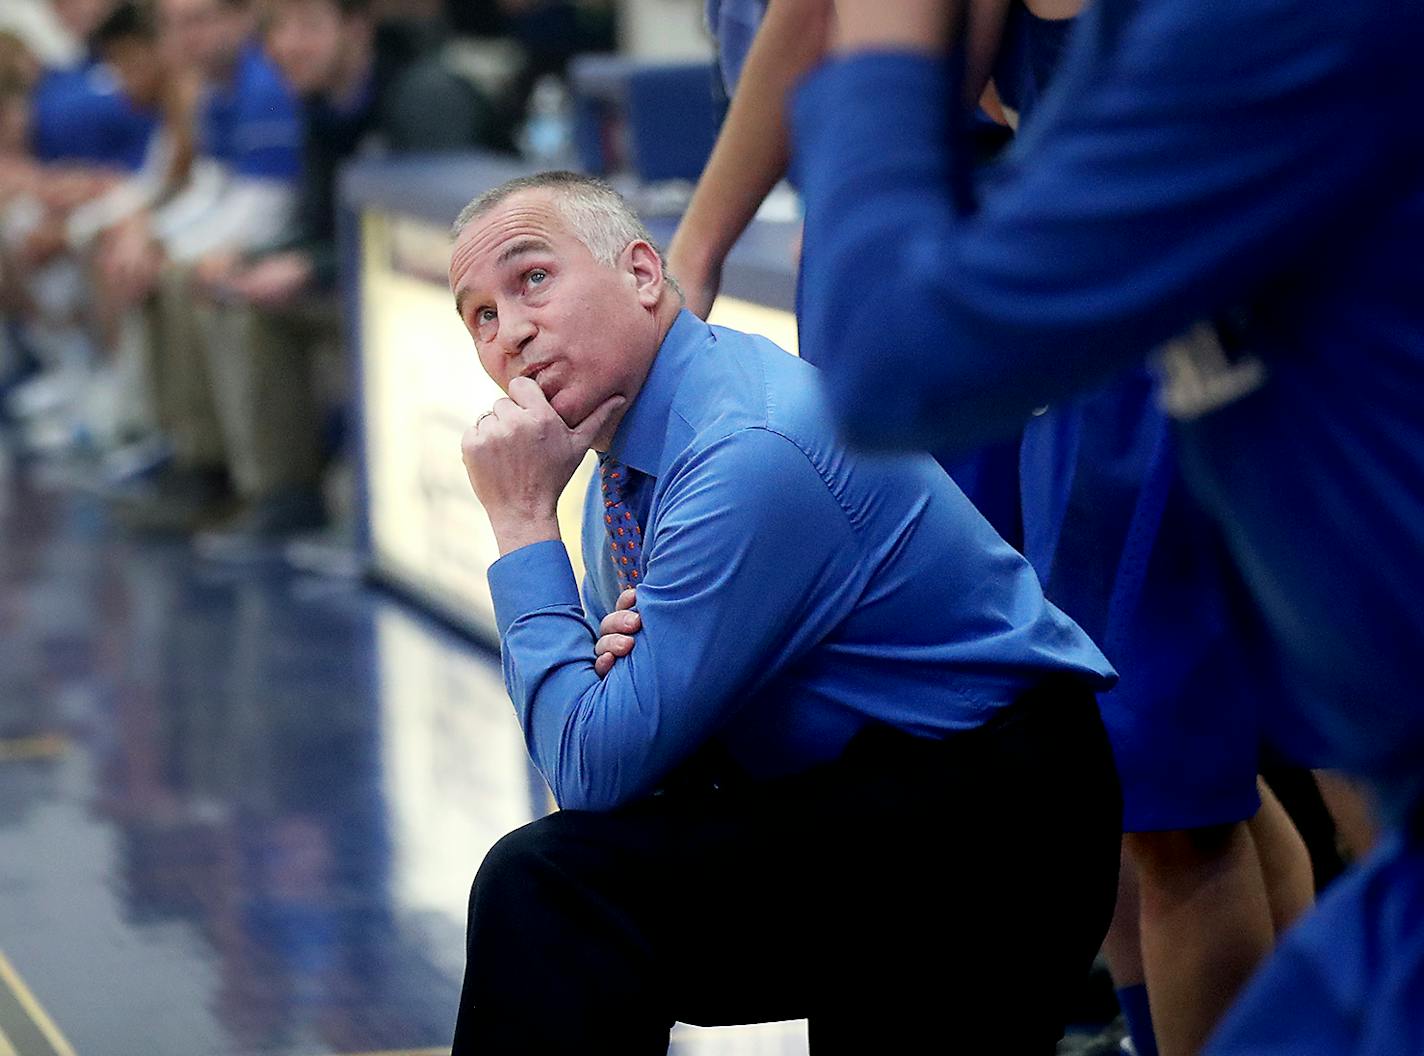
<box><xmin>0</xmin><ymin>0</ymin><xmax>612</xmax><ymax>563</ymax></box>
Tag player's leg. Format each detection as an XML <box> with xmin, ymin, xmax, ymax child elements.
<box><xmin>1249</xmin><ymin>777</ymin><xmax>1315</xmax><ymax>934</ymax></box>
<box><xmin>1127</xmin><ymin>822</ymin><xmax>1274</xmax><ymax>1056</ymax></box>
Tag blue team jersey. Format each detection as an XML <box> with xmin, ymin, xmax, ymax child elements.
<box><xmin>706</xmin><ymin>0</ymin><xmax>1025</xmax><ymax>546</ymax></box>
<box><xmin>998</xmin><ymin>2</ymin><xmax>1300</xmax><ymax>828</ymax></box>
<box><xmin>1207</xmin><ymin>833</ymin><xmax>1424</xmax><ymax>1056</ymax></box>
<box><xmin>199</xmin><ymin>42</ymin><xmax>301</xmax><ymax>181</ymax></box>
<box><xmin>31</xmin><ymin>60</ymin><xmax>156</xmax><ymax>170</ymax></box>
<box><xmin>793</xmin><ymin>2</ymin><xmax>1424</xmax><ymax>1047</ymax></box>
<box><xmin>705</xmin><ymin>0</ymin><xmax>768</xmax><ymax>94</ymax></box>
<box><xmin>793</xmin><ymin>0</ymin><xmax>1424</xmax><ymax>818</ymax></box>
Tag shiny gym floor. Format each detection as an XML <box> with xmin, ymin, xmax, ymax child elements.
<box><xmin>0</xmin><ymin>447</ymin><xmax>809</xmax><ymax>1056</ymax></box>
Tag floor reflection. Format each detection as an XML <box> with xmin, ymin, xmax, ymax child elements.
<box><xmin>0</xmin><ymin>460</ymin><xmax>807</xmax><ymax>1055</ymax></box>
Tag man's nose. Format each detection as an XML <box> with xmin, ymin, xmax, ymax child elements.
<box><xmin>497</xmin><ymin>307</ymin><xmax>537</xmax><ymax>358</ymax></box>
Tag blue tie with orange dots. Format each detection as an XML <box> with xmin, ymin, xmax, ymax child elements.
<box><xmin>600</xmin><ymin>457</ymin><xmax>644</xmax><ymax>589</ymax></box>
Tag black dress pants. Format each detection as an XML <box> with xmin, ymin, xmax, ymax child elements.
<box><xmin>451</xmin><ymin>681</ymin><xmax>1122</xmax><ymax>1054</ymax></box>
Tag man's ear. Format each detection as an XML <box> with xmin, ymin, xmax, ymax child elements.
<box><xmin>624</xmin><ymin>240</ymin><xmax>665</xmax><ymax>308</ymax></box>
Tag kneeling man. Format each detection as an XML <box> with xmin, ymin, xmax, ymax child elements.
<box><xmin>449</xmin><ymin>172</ymin><xmax>1121</xmax><ymax>1054</ymax></box>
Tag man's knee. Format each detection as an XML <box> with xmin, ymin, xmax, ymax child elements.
<box><xmin>472</xmin><ymin>818</ymin><xmax>558</xmax><ymax>906</ymax></box>
<box><xmin>469</xmin><ymin>812</ymin><xmax>609</xmax><ymax>922</ymax></box>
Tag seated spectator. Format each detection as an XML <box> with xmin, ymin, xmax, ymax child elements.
<box><xmin>0</xmin><ymin>33</ymin><xmax>41</xmax><ymax>205</ymax></box>
<box><xmin>0</xmin><ymin>10</ymin><xmax>182</xmax><ymax>283</ymax></box>
<box><xmin>96</xmin><ymin>0</ymin><xmax>300</xmax><ymax>528</ymax></box>
<box><xmin>188</xmin><ymin>0</ymin><xmax>504</xmax><ymax>555</ymax></box>
<box><xmin>28</xmin><ymin>0</ymin><xmax>159</xmax><ymax>173</ymax></box>
<box><xmin>142</xmin><ymin>0</ymin><xmax>300</xmax><ymax>264</ymax></box>
<box><xmin>69</xmin><ymin>4</ymin><xmax>198</xmax><ymax>266</ymax></box>
<box><xmin>204</xmin><ymin>0</ymin><xmax>498</xmax><ymax>303</ymax></box>
<box><xmin>0</xmin><ymin>39</ymin><xmax>39</xmax><ymax>389</ymax></box>
<box><xmin>0</xmin><ymin>22</ymin><xmax>141</xmax><ymax>449</ymax></box>
<box><xmin>57</xmin><ymin>2</ymin><xmax>201</xmax><ymax>455</ymax></box>
<box><xmin>447</xmin><ymin>172</ymin><xmax>1123</xmax><ymax>1053</ymax></box>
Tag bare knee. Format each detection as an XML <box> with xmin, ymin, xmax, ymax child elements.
<box><xmin>1125</xmin><ymin>822</ymin><xmax>1248</xmax><ymax>894</ymax></box>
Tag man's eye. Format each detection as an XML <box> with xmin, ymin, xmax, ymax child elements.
<box><xmin>526</xmin><ymin>269</ymin><xmax>548</xmax><ymax>287</ymax></box>
<box><xmin>477</xmin><ymin>307</ymin><xmax>496</xmax><ymax>324</ymax></box>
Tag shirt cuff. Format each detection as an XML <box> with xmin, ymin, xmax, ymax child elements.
<box><xmin>792</xmin><ymin>52</ymin><xmax>953</xmax><ymax>179</ymax></box>
<box><xmin>487</xmin><ymin>539</ymin><xmax>584</xmax><ymax>639</ymax></box>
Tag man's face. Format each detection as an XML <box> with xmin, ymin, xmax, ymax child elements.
<box><xmin>53</xmin><ymin>0</ymin><xmax>116</xmax><ymax>41</ymax></box>
<box><xmin>265</xmin><ymin>0</ymin><xmax>352</xmax><ymax>97</ymax></box>
<box><xmin>103</xmin><ymin>38</ymin><xmax>165</xmax><ymax>109</ymax></box>
<box><xmin>449</xmin><ymin>190</ymin><xmax>658</xmax><ymax>434</ymax></box>
<box><xmin>159</xmin><ymin>0</ymin><xmax>246</xmax><ymax>79</ymax></box>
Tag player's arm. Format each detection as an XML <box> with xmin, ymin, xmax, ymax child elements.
<box><xmin>669</xmin><ymin>0</ymin><xmax>1011</xmax><ymax>318</ymax></box>
<box><xmin>794</xmin><ymin>0</ymin><xmax>1404</xmax><ymax>454</ymax></box>
<box><xmin>667</xmin><ymin>0</ymin><xmax>832</xmax><ymax>317</ymax></box>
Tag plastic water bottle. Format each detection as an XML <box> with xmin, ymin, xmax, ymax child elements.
<box><xmin>518</xmin><ymin>75</ymin><xmax>576</xmax><ymax>168</ymax></box>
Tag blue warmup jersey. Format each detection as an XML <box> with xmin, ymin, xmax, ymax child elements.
<box><xmin>1021</xmin><ymin>380</ymin><xmax>1300</xmax><ymax>829</ymax></box>
<box><xmin>1207</xmin><ymin>833</ymin><xmax>1424</xmax><ymax>1056</ymax></box>
<box><xmin>199</xmin><ymin>42</ymin><xmax>301</xmax><ymax>181</ymax></box>
<box><xmin>997</xmin><ymin>2</ymin><xmax>1297</xmax><ymax>829</ymax></box>
<box><xmin>703</xmin><ymin>0</ymin><xmax>1027</xmax><ymax>547</ymax></box>
<box><xmin>794</xmin><ymin>0</ymin><xmax>1424</xmax><ymax>812</ymax></box>
<box><xmin>31</xmin><ymin>60</ymin><xmax>156</xmax><ymax>170</ymax></box>
<box><xmin>705</xmin><ymin>0</ymin><xmax>767</xmax><ymax>94</ymax></box>
<box><xmin>793</xmin><ymin>0</ymin><xmax>1424</xmax><ymax>1047</ymax></box>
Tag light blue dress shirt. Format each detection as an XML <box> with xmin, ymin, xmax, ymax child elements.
<box><xmin>488</xmin><ymin>311</ymin><xmax>1114</xmax><ymax>812</ymax></box>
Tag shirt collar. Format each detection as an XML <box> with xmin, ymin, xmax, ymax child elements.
<box><xmin>604</xmin><ymin>308</ymin><xmax>712</xmax><ymax>478</ymax></box>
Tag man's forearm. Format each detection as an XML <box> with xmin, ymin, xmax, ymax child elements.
<box><xmin>489</xmin><ymin>511</ymin><xmax>562</xmax><ymax>557</ymax></box>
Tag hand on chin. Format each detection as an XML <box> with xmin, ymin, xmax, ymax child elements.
<box><xmin>563</xmin><ymin>390</ymin><xmax>626</xmax><ymax>450</ymax></box>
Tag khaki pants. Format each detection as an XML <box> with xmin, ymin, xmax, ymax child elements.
<box><xmin>197</xmin><ymin>295</ymin><xmax>343</xmax><ymax>501</ymax></box>
<box><xmin>145</xmin><ymin>265</ymin><xmax>225</xmax><ymax>469</ymax></box>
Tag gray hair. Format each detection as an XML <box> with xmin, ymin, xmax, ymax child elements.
<box><xmin>451</xmin><ymin>171</ymin><xmax>682</xmax><ymax>299</ymax></box>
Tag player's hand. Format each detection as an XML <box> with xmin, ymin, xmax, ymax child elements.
<box><xmin>98</xmin><ymin>221</ymin><xmax>163</xmax><ymax>304</ymax></box>
<box><xmin>193</xmin><ymin>250</ymin><xmax>242</xmax><ymax>294</ymax></box>
<box><xmin>594</xmin><ymin>588</ymin><xmax>640</xmax><ymax>677</ymax></box>
<box><xmin>227</xmin><ymin>251</ymin><xmax>313</xmax><ymax>307</ymax></box>
<box><xmin>20</xmin><ymin>217</ymin><xmax>66</xmax><ymax>266</ymax></box>
<box><xmin>461</xmin><ymin>376</ymin><xmax>624</xmax><ymax>553</ymax></box>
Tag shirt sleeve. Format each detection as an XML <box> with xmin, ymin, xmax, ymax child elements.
<box><xmin>487</xmin><ymin>428</ymin><xmax>861</xmax><ymax>811</ymax></box>
<box><xmin>159</xmin><ymin>176</ymin><xmax>297</xmax><ymax>261</ymax></box>
<box><xmin>581</xmin><ymin>571</ymin><xmax>609</xmax><ymax>630</ymax></box>
<box><xmin>791</xmin><ymin>0</ymin><xmax>1406</xmax><ymax>455</ymax></box>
